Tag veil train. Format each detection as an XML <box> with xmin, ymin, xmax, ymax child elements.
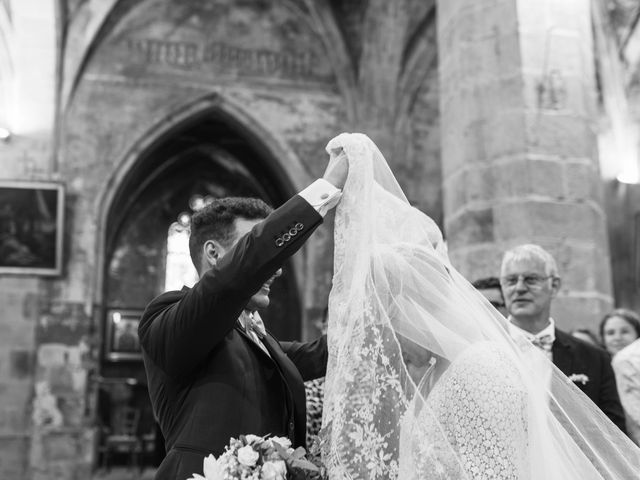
<box><xmin>320</xmin><ymin>133</ymin><xmax>640</xmax><ymax>480</ymax></box>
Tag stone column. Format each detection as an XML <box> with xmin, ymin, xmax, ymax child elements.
<box><xmin>437</xmin><ymin>0</ymin><xmax>612</xmax><ymax>329</ymax></box>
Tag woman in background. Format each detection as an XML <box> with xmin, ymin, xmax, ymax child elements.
<box><xmin>600</xmin><ymin>309</ymin><xmax>640</xmax><ymax>356</ymax></box>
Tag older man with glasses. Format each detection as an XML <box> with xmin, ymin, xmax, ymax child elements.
<box><xmin>500</xmin><ymin>244</ymin><xmax>626</xmax><ymax>432</ymax></box>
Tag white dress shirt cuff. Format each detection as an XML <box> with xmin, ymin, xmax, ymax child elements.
<box><xmin>299</xmin><ymin>179</ymin><xmax>342</xmax><ymax>217</ymax></box>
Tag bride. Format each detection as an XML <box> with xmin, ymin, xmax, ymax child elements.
<box><xmin>320</xmin><ymin>133</ymin><xmax>640</xmax><ymax>479</ymax></box>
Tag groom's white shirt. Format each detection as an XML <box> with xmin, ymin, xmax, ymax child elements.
<box><xmin>299</xmin><ymin>179</ymin><xmax>342</xmax><ymax>217</ymax></box>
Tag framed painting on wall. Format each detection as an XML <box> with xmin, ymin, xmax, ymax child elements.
<box><xmin>0</xmin><ymin>181</ymin><xmax>64</xmax><ymax>275</ymax></box>
<box><xmin>104</xmin><ymin>309</ymin><xmax>144</xmax><ymax>361</ymax></box>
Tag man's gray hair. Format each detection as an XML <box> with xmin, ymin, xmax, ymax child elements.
<box><xmin>500</xmin><ymin>244</ymin><xmax>559</xmax><ymax>277</ymax></box>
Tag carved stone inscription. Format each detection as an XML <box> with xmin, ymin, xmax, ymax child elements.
<box><xmin>126</xmin><ymin>38</ymin><xmax>327</xmax><ymax>81</ymax></box>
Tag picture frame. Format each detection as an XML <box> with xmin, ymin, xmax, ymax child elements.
<box><xmin>0</xmin><ymin>180</ymin><xmax>64</xmax><ymax>275</ymax></box>
<box><xmin>104</xmin><ymin>309</ymin><xmax>143</xmax><ymax>361</ymax></box>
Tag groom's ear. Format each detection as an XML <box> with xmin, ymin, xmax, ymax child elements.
<box><xmin>202</xmin><ymin>239</ymin><xmax>222</xmax><ymax>269</ymax></box>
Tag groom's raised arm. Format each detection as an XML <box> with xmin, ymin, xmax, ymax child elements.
<box><xmin>139</xmin><ymin>155</ymin><xmax>349</xmax><ymax>377</ymax></box>
<box><xmin>138</xmin><ymin>196</ymin><xmax>321</xmax><ymax>376</ymax></box>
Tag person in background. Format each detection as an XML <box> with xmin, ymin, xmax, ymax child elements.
<box><xmin>570</xmin><ymin>328</ymin><xmax>601</xmax><ymax>347</ymax></box>
<box><xmin>500</xmin><ymin>244</ymin><xmax>626</xmax><ymax>432</ymax></box>
<box><xmin>599</xmin><ymin>308</ymin><xmax>640</xmax><ymax>357</ymax></box>
<box><xmin>612</xmin><ymin>332</ymin><xmax>640</xmax><ymax>445</ymax></box>
<box><xmin>471</xmin><ymin>276</ymin><xmax>507</xmax><ymax>317</ymax></box>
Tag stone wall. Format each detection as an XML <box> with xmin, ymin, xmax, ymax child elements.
<box><xmin>1</xmin><ymin>1</ymin><xmax>442</xmax><ymax>478</ymax></box>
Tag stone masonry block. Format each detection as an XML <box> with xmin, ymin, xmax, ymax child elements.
<box><xmin>446</xmin><ymin>164</ymin><xmax>501</xmax><ymax>217</ymax></box>
<box><xmin>443</xmin><ymin>171</ymin><xmax>464</xmax><ymax>217</ymax></box>
<box><xmin>438</xmin><ymin>0</ymin><xmax>518</xmax><ymax>54</ymax></box>
<box><xmin>554</xmin><ymin>244</ymin><xmax>613</xmax><ymax>295</ymax></box>
<box><xmin>35</xmin><ymin>431</ymin><xmax>79</xmax><ymax>461</ymax></box>
<box><xmin>493</xmin><ymin>157</ymin><xmax>564</xmax><ymax>201</ymax></box>
<box><xmin>493</xmin><ymin>201</ymin><xmax>605</xmax><ymax>242</ymax></box>
<box><xmin>447</xmin><ymin>244</ymin><xmax>507</xmax><ymax>281</ymax></box>
<box><xmin>524</xmin><ymin>111</ymin><xmax>595</xmax><ymax>159</ymax></box>
<box><xmin>444</xmin><ymin>75</ymin><xmax>524</xmax><ymax>129</ymax></box>
<box><xmin>446</xmin><ymin>208</ymin><xmax>495</xmax><ymax>246</ymax></box>
<box><xmin>551</xmin><ymin>295</ymin><xmax>613</xmax><ymax>334</ymax></box>
<box><xmin>473</xmin><ymin>110</ymin><xmax>527</xmax><ymax>163</ymax></box>
<box><xmin>0</xmin><ymin>405</ymin><xmax>29</xmax><ymax>434</ymax></box>
<box><xmin>564</xmin><ymin>161</ymin><xmax>600</xmax><ymax>202</ymax></box>
<box><xmin>0</xmin><ymin>435</ymin><xmax>29</xmax><ymax>478</ymax></box>
<box><xmin>465</xmin><ymin>164</ymin><xmax>495</xmax><ymax>205</ymax></box>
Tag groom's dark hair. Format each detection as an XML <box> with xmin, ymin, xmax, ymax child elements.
<box><xmin>189</xmin><ymin>197</ymin><xmax>273</xmax><ymax>268</ymax></box>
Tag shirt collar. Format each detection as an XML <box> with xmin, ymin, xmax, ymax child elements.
<box><xmin>508</xmin><ymin>317</ymin><xmax>556</xmax><ymax>342</ymax></box>
<box><xmin>238</xmin><ymin>310</ymin><xmax>266</xmax><ymax>337</ymax></box>
<box><xmin>238</xmin><ymin>310</ymin><xmax>254</xmax><ymax>329</ymax></box>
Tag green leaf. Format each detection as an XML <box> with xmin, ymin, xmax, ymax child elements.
<box><xmin>289</xmin><ymin>458</ymin><xmax>319</xmax><ymax>472</ymax></box>
<box><xmin>272</xmin><ymin>440</ymin><xmax>291</xmax><ymax>460</ymax></box>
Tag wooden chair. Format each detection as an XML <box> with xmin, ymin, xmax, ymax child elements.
<box><xmin>98</xmin><ymin>406</ymin><xmax>142</xmax><ymax>471</ymax></box>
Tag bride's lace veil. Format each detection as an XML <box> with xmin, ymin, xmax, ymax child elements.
<box><xmin>320</xmin><ymin>133</ymin><xmax>640</xmax><ymax>479</ymax></box>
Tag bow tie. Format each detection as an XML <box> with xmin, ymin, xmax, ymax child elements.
<box><xmin>531</xmin><ymin>334</ymin><xmax>554</xmax><ymax>352</ymax></box>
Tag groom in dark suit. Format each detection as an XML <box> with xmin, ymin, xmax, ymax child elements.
<box><xmin>139</xmin><ymin>156</ymin><xmax>348</xmax><ymax>479</ymax></box>
<box><xmin>500</xmin><ymin>244</ymin><xmax>626</xmax><ymax>432</ymax></box>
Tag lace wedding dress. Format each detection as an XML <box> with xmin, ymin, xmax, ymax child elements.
<box><xmin>320</xmin><ymin>133</ymin><xmax>640</xmax><ymax>479</ymax></box>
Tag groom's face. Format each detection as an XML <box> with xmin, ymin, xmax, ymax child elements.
<box><xmin>224</xmin><ymin>217</ymin><xmax>282</xmax><ymax>312</ymax></box>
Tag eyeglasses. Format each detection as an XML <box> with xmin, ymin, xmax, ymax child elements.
<box><xmin>500</xmin><ymin>274</ymin><xmax>554</xmax><ymax>289</ymax></box>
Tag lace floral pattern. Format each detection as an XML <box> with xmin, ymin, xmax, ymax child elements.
<box><xmin>426</xmin><ymin>343</ymin><xmax>529</xmax><ymax>479</ymax></box>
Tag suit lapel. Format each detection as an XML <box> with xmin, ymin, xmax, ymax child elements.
<box><xmin>235</xmin><ymin>325</ymin><xmax>272</xmax><ymax>360</ymax></box>
<box><xmin>234</xmin><ymin>325</ymin><xmax>306</xmax><ymax>443</ymax></box>
<box><xmin>262</xmin><ymin>333</ymin><xmax>306</xmax><ymax>414</ymax></box>
<box><xmin>552</xmin><ymin>328</ymin><xmax>574</xmax><ymax>376</ymax></box>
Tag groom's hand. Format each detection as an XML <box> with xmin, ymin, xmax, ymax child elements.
<box><xmin>323</xmin><ymin>149</ymin><xmax>349</xmax><ymax>190</ymax></box>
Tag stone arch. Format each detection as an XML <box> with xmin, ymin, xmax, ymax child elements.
<box><xmin>93</xmin><ymin>91</ymin><xmax>310</xmax><ymax>325</ymax></box>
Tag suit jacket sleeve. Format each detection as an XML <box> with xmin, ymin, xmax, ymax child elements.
<box><xmin>598</xmin><ymin>350</ymin><xmax>627</xmax><ymax>433</ymax></box>
<box><xmin>280</xmin><ymin>335</ymin><xmax>328</xmax><ymax>381</ymax></box>
<box><xmin>139</xmin><ymin>195</ymin><xmax>323</xmax><ymax>378</ymax></box>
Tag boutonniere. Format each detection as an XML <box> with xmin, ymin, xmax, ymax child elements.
<box><xmin>568</xmin><ymin>373</ymin><xmax>589</xmax><ymax>385</ymax></box>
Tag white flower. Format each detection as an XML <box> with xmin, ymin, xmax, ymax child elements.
<box><xmin>245</xmin><ymin>434</ymin><xmax>263</xmax><ymax>444</ymax></box>
<box><xmin>270</xmin><ymin>436</ymin><xmax>292</xmax><ymax>449</ymax></box>
<box><xmin>568</xmin><ymin>373</ymin><xmax>589</xmax><ymax>385</ymax></box>
<box><xmin>237</xmin><ymin>445</ymin><xmax>259</xmax><ymax>467</ymax></box>
<box><xmin>261</xmin><ymin>460</ymin><xmax>287</xmax><ymax>480</ymax></box>
<box><xmin>203</xmin><ymin>454</ymin><xmax>225</xmax><ymax>480</ymax></box>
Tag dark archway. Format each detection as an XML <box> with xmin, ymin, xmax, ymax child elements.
<box><xmin>104</xmin><ymin>111</ymin><xmax>301</xmax><ymax>342</ymax></box>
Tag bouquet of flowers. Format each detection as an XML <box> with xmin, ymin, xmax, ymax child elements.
<box><xmin>187</xmin><ymin>434</ymin><xmax>324</xmax><ymax>480</ymax></box>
